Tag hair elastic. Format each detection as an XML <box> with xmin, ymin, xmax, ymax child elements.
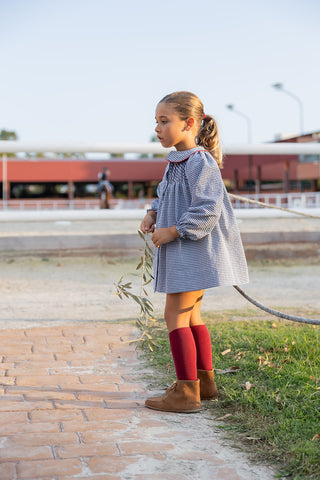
<box><xmin>202</xmin><ymin>114</ymin><xmax>206</xmax><ymax>119</ymax></box>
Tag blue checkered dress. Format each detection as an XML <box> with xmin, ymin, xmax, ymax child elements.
<box><xmin>151</xmin><ymin>147</ymin><xmax>249</xmax><ymax>293</ymax></box>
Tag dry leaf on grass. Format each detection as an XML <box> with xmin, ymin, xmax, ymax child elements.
<box><xmin>215</xmin><ymin>366</ymin><xmax>241</xmax><ymax>375</ymax></box>
<box><xmin>221</xmin><ymin>348</ymin><xmax>231</xmax><ymax>356</ymax></box>
<box><xmin>216</xmin><ymin>413</ymin><xmax>233</xmax><ymax>421</ymax></box>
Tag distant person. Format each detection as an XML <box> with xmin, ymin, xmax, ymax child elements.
<box><xmin>140</xmin><ymin>91</ymin><xmax>249</xmax><ymax>413</ymax></box>
<box><xmin>97</xmin><ymin>167</ymin><xmax>114</xmax><ymax>209</ymax></box>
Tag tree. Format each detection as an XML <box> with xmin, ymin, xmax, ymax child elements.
<box><xmin>0</xmin><ymin>129</ymin><xmax>18</xmax><ymax>141</ymax></box>
<box><xmin>0</xmin><ymin>129</ymin><xmax>18</xmax><ymax>157</ymax></box>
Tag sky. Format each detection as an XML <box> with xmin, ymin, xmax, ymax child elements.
<box><xmin>1</xmin><ymin>0</ymin><xmax>320</xmax><ymax>148</ymax></box>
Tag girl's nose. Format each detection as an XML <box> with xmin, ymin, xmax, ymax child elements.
<box><xmin>155</xmin><ymin>124</ymin><xmax>160</xmax><ymax>133</ymax></box>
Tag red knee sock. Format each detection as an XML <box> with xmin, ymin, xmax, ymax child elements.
<box><xmin>190</xmin><ymin>324</ymin><xmax>213</xmax><ymax>371</ymax></box>
<box><xmin>169</xmin><ymin>327</ymin><xmax>197</xmax><ymax>381</ymax></box>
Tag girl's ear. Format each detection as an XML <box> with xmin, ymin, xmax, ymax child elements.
<box><xmin>186</xmin><ymin>117</ymin><xmax>195</xmax><ymax>130</ymax></box>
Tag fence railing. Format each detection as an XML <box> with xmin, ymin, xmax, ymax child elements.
<box><xmin>0</xmin><ymin>192</ymin><xmax>319</xmax><ymax>211</ymax></box>
<box><xmin>0</xmin><ymin>198</ymin><xmax>150</xmax><ymax>211</ymax></box>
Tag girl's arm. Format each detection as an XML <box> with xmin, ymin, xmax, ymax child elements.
<box><xmin>176</xmin><ymin>152</ymin><xmax>224</xmax><ymax>240</ymax></box>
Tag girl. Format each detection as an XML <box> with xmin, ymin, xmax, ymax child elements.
<box><xmin>140</xmin><ymin>91</ymin><xmax>249</xmax><ymax>413</ymax></box>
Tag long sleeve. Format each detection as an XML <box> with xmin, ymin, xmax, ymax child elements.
<box><xmin>151</xmin><ymin>198</ymin><xmax>159</xmax><ymax>213</ymax></box>
<box><xmin>175</xmin><ymin>152</ymin><xmax>224</xmax><ymax>240</ymax></box>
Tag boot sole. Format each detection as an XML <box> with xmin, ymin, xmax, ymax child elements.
<box><xmin>201</xmin><ymin>394</ymin><xmax>218</xmax><ymax>400</ymax></box>
<box><xmin>145</xmin><ymin>404</ymin><xmax>201</xmax><ymax>413</ymax></box>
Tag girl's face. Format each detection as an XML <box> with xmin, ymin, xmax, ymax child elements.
<box><xmin>155</xmin><ymin>102</ymin><xmax>197</xmax><ymax>151</ymax></box>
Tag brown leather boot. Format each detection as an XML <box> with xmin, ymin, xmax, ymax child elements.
<box><xmin>197</xmin><ymin>369</ymin><xmax>218</xmax><ymax>399</ymax></box>
<box><xmin>145</xmin><ymin>379</ymin><xmax>201</xmax><ymax>413</ymax></box>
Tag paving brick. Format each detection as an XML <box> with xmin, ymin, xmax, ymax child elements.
<box><xmin>0</xmin><ymin>400</ymin><xmax>54</xmax><ymax>412</ymax></box>
<box><xmin>60</xmin><ymin>419</ymin><xmax>128</xmax><ymax>433</ymax></box>
<box><xmin>6</xmin><ymin>368</ymin><xmax>49</xmax><ymax>376</ymax></box>
<box><xmin>60</xmin><ymin>384</ymin><xmax>119</xmax><ymax>394</ymax></box>
<box><xmin>129</xmin><ymin>475</ymin><xmax>188</xmax><ymax>480</ymax></box>
<box><xmin>88</xmin><ymin>456</ymin><xmax>137</xmax><ymax>474</ymax></box>
<box><xmin>0</xmin><ymin>421</ymin><xmax>60</xmax><ymax>435</ymax></box>
<box><xmin>46</xmin><ymin>335</ymin><xmax>84</xmax><ymax>345</ymax></box>
<box><xmin>0</xmin><ymin>345</ymin><xmax>31</xmax><ymax>354</ymax></box>
<box><xmin>62</xmin><ymin>327</ymin><xmax>107</xmax><ymax>336</ymax></box>
<box><xmin>54</xmin><ymin>352</ymin><xmax>106</xmax><ymax>361</ymax></box>
<box><xmin>0</xmin><ymin>411</ymin><xmax>28</xmax><ymax>424</ymax></box>
<box><xmin>0</xmin><ymin>376</ymin><xmax>16</xmax><ymax>386</ymax></box>
<box><xmin>29</xmin><ymin>409</ymin><xmax>84</xmax><ymax>423</ymax></box>
<box><xmin>55</xmin><ymin>442</ymin><xmax>118</xmax><ymax>459</ymax></box>
<box><xmin>23</xmin><ymin>391</ymin><xmax>77</xmax><ymax>401</ymax></box>
<box><xmin>0</xmin><ymin>461</ymin><xmax>16</xmax><ymax>480</ymax></box>
<box><xmin>216</xmin><ymin>467</ymin><xmax>245</xmax><ymax>480</ymax></box>
<box><xmin>104</xmin><ymin>400</ymin><xmax>144</xmax><ymax>409</ymax></box>
<box><xmin>0</xmin><ymin>394</ymin><xmax>23</xmax><ymax>402</ymax></box>
<box><xmin>118</xmin><ymin>441</ymin><xmax>174</xmax><ymax>456</ymax></box>
<box><xmin>14</xmin><ymin>360</ymin><xmax>68</xmax><ymax>369</ymax></box>
<box><xmin>3</xmin><ymin>354</ymin><xmax>56</xmax><ymax>362</ymax></box>
<box><xmin>32</xmin><ymin>344</ymin><xmax>73</xmax><ymax>354</ymax></box>
<box><xmin>57</xmin><ymin>476</ymin><xmax>121</xmax><ymax>480</ymax></box>
<box><xmin>76</xmin><ymin>391</ymin><xmax>126</xmax><ymax>402</ymax></box>
<box><xmin>6</xmin><ymin>432</ymin><xmax>79</xmax><ymax>447</ymax></box>
<box><xmin>78</xmin><ymin>375</ymin><xmax>123</xmax><ymax>385</ymax></box>
<box><xmin>52</xmin><ymin>399</ymin><xmax>105</xmax><ymax>409</ymax></box>
<box><xmin>0</xmin><ymin>362</ymin><xmax>15</xmax><ymax>369</ymax></box>
<box><xmin>16</xmin><ymin>458</ymin><xmax>83</xmax><ymax>479</ymax></box>
<box><xmin>82</xmin><ymin>431</ymin><xmax>131</xmax><ymax>444</ymax></box>
<box><xmin>0</xmin><ymin>445</ymin><xmax>53</xmax><ymax>461</ymax></box>
<box><xmin>82</xmin><ymin>409</ymin><xmax>132</xmax><ymax>422</ymax></box>
<box><xmin>117</xmin><ymin>383</ymin><xmax>145</xmax><ymax>392</ymax></box>
<box><xmin>15</xmin><ymin>376</ymin><xmax>81</xmax><ymax>387</ymax></box>
<box><xmin>24</xmin><ymin>327</ymin><xmax>64</xmax><ymax>337</ymax></box>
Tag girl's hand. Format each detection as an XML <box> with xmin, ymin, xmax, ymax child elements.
<box><xmin>152</xmin><ymin>226</ymin><xmax>179</xmax><ymax>248</ymax></box>
<box><xmin>140</xmin><ymin>211</ymin><xmax>157</xmax><ymax>234</ymax></box>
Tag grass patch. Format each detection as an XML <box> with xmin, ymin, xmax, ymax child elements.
<box><xmin>141</xmin><ymin>311</ymin><xmax>320</xmax><ymax>480</ymax></box>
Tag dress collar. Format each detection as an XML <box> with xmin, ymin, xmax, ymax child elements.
<box><xmin>166</xmin><ymin>147</ymin><xmax>206</xmax><ymax>163</ymax></box>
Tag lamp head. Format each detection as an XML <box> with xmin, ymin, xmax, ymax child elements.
<box><xmin>226</xmin><ymin>104</ymin><xmax>234</xmax><ymax>110</ymax></box>
<box><xmin>272</xmin><ymin>83</ymin><xmax>283</xmax><ymax>90</ymax></box>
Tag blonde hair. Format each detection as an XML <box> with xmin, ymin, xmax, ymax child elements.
<box><xmin>159</xmin><ymin>91</ymin><xmax>223</xmax><ymax>168</ymax></box>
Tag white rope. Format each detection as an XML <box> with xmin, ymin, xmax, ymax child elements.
<box><xmin>233</xmin><ymin>286</ymin><xmax>320</xmax><ymax>326</ymax></box>
<box><xmin>230</xmin><ymin>193</ymin><xmax>320</xmax><ymax>325</ymax></box>
<box><xmin>229</xmin><ymin>193</ymin><xmax>320</xmax><ymax>219</ymax></box>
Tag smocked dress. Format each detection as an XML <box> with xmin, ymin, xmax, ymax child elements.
<box><xmin>151</xmin><ymin>147</ymin><xmax>249</xmax><ymax>293</ymax></box>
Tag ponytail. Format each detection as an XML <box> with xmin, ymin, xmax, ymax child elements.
<box><xmin>197</xmin><ymin>115</ymin><xmax>223</xmax><ymax>169</ymax></box>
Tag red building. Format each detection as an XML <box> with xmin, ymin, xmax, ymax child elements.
<box><xmin>0</xmin><ymin>132</ymin><xmax>319</xmax><ymax>201</ymax></box>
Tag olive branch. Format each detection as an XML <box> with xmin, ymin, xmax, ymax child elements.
<box><xmin>114</xmin><ymin>230</ymin><xmax>161</xmax><ymax>351</ymax></box>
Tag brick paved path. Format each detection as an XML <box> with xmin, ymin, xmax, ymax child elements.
<box><xmin>0</xmin><ymin>322</ymin><xmax>275</xmax><ymax>480</ymax></box>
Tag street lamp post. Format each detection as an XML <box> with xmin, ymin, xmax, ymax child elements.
<box><xmin>271</xmin><ymin>83</ymin><xmax>304</xmax><ymax>135</ymax></box>
<box><xmin>226</xmin><ymin>104</ymin><xmax>254</xmax><ymax>193</ymax></box>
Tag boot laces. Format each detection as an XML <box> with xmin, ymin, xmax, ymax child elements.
<box><xmin>166</xmin><ymin>381</ymin><xmax>177</xmax><ymax>393</ymax></box>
